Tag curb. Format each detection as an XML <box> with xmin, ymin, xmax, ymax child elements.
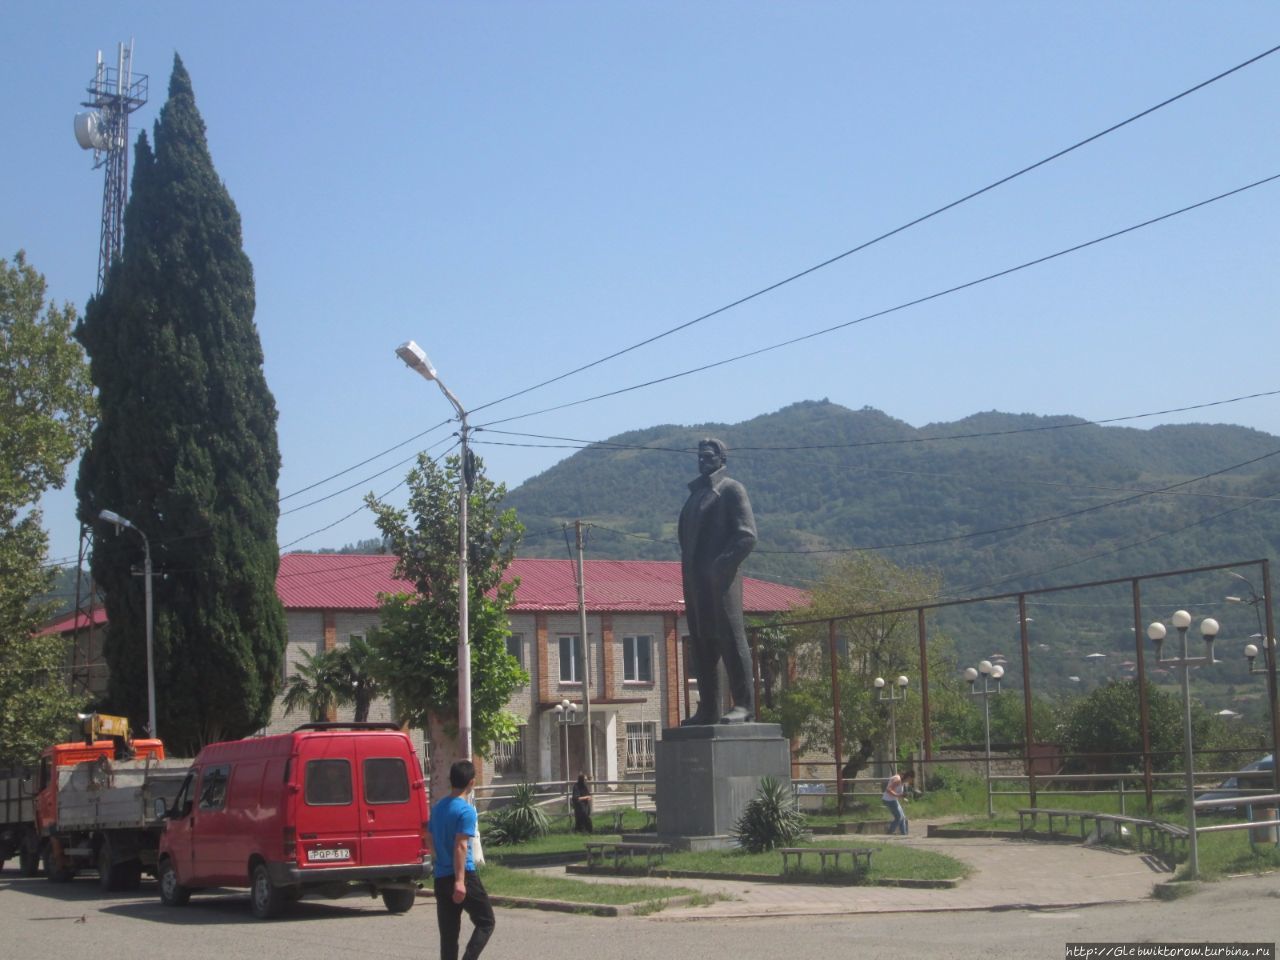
<box><xmin>564</xmin><ymin>864</ymin><xmax>959</xmax><ymax>889</ymax></box>
<box><xmin>487</xmin><ymin>893</ymin><xmax>701</xmax><ymax>917</ymax></box>
<box><xmin>659</xmin><ymin>898</ymin><xmax>1151</xmax><ymax>921</ymax></box>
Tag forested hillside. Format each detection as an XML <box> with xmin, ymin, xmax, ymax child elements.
<box><xmin>504</xmin><ymin>400</ymin><xmax>1279</xmax><ymax>587</ymax></box>
<box><xmin>501</xmin><ymin>401</ymin><xmax>1280</xmax><ymax>709</ymax></box>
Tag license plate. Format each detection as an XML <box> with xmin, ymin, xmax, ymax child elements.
<box><xmin>308</xmin><ymin>848</ymin><xmax>351</xmax><ymax>862</ymax></box>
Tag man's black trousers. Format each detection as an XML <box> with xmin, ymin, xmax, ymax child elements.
<box><xmin>434</xmin><ymin>872</ymin><xmax>495</xmax><ymax>960</ymax></box>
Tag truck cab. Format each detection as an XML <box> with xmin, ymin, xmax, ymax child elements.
<box><xmin>34</xmin><ymin>739</ymin><xmax>165</xmax><ymax>836</ymax></box>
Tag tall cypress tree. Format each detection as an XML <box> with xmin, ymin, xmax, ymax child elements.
<box><xmin>76</xmin><ymin>55</ymin><xmax>285</xmax><ymax>752</ymax></box>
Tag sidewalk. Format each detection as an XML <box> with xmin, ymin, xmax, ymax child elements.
<box><xmin>554</xmin><ymin>830</ymin><xmax>1170</xmax><ymax>920</ymax></box>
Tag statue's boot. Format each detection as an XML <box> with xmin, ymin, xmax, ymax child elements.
<box><xmin>680</xmin><ymin>709</ymin><xmax>717</xmax><ymax>727</ymax></box>
<box><xmin>718</xmin><ymin>706</ymin><xmax>752</xmax><ymax>724</ymax></box>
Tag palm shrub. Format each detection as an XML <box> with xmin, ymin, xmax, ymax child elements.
<box><xmin>733</xmin><ymin>775</ymin><xmax>806</xmax><ymax>853</ymax></box>
<box><xmin>483</xmin><ymin>783</ymin><xmax>550</xmax><ymax>846</ymax></box>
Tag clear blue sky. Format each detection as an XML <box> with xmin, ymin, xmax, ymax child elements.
<box><xmin>8</xmin><ymin>2</ymin><xmax>1280</xmax><ymax>566</ymax></box>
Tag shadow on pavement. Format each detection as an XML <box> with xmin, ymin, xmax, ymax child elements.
<box><xmin>1</xmin><ymin>874</ymin><xmax>403</xmax><ymax>926</ymax></box>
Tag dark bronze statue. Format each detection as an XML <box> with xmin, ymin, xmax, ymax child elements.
<box><xmin>678</xmin><ymin>438</ymin><xmax>757</xmax><ymax>724</ymax></box>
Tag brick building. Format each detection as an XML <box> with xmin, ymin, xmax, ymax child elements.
<box><xmin>272</xmin><ymin>553</ymin><xmax>807</xmax><ymax>784</ymax></box>
<box><xmin>45</xmin><ymin>552</ymin><xmax>808</xmax><ymax>783</ymax></box>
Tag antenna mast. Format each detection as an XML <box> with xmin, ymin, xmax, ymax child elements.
<box><xmin>74</xmin><ymin>40</ymin><xmax>148</xmax><ymax>294</ymax></box>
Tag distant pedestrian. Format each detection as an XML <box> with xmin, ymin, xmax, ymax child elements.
<box><xmin>429</xmin><ymin>760</ymin><xmax>495</xmax><ymax>960</ymax></box>
<box><xmin>882</xmin><ymin>769</ymin><xmax>914</xmax><ymax>836</ymax></box>
<box><xmin>571</xmin><ymin>772</ymin><xmax>593</xmax><ymax>833</ymax></box>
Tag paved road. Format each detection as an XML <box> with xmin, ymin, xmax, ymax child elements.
<box><xmin>2</xmin><ymin>849</ymin><xmax>1269</xmax><ymax>960</ymax></box>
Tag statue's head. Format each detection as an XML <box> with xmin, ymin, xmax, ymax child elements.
<box><xmin>697</xmin><ymin>438</ymin><xmax>727</xmax><ymax>476</ymax></box>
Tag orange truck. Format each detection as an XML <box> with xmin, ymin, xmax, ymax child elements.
<box><xmin>0</xmin><ymin>715</ymin><xmax>189</xmax><ymax>888</ymax></box>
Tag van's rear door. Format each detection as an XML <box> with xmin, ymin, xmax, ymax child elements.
<box><xmin>355</xmin><ymin>734</ymin><xmax>423</xmax><ymax>867</ymax></box>
<box><xmin>296</xmin><ymin>736</ymin><xmax>361</xmax><ymax>870</ymax></box>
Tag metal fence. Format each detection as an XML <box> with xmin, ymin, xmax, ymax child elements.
<box><xmin>749</xmin><ymin>558</ymin><xmax>1280</xmax><ymax>817</ymax></box>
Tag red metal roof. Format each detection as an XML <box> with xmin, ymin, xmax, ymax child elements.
<box><xmin>39</xmin><ymin>607</ymin><xmax>107</xmax><ymax>636</ymax></box>
<box><xmin>277</xmin><ymin>553</ymin><xmax>808</xmax><ymax>614</ymax></box>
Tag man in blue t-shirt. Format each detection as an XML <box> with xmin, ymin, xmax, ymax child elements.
<box><xmin>429</xmin><ymin>760</ymin><xmax>495</xmax><ymax>960</ymax></box>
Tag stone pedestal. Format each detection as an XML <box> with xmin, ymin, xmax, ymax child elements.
<box><xmin>652</xmin><ymin>723</ymin><xmax>790</xmax><ymax>850</ymax></box>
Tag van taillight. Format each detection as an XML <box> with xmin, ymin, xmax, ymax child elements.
<box><xmin>420</xmin><ymin>821</ymin><xmax>430</xmax><ymax>854</ymax></box>
<box><xmin>283</xmin><ymin>827</ymin><xmax>296</xmax><ymax>861</ymax></box>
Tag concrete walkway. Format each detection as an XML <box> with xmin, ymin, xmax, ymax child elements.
<box><xmin>544</xmin><ymin>832</ymin><xmax>1172</xmax><ymax>920</ymax></box>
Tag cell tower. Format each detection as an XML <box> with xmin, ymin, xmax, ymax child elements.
<box><xmin>68</xmin><ymin>42</ymin><xmax>148</xmax><ymax>699</ymax></box>
<box><xmin>74</xmin><ymin>41</ymin><xmax>148</xmax><ymax>294</ymax></box>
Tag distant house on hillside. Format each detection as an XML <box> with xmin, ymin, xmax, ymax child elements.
<box><xmin>272</xmin><ymin>553</ymin><xmax>808</xmax><ymax>784</ymax></box>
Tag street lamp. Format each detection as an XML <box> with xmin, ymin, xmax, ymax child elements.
<box><xmin>98</xmin><ymin>509</ymin><xmax>156</xmax><ymax>740</ymax></box>
<box><xmin>553</xmin><ymin>699</ymin><xmax>577</xmax><ymax>783</ymax></box>
<box><xmin>965</xmin><ymin>660</ymin><xmax>1004</xmax><ymax>817</ymax></box>
<box><xmin>396</xmin><ymin>340</ymin><xmax>473</xmax><ymax>761</ymax></box>
<box><xmin>874</xmin><ymin>675</ymin><xmax>909</xmax><ymax>773</ymax></box>
<box><xmin>1147</xmin><ymin>609</ymin><xmax>1219</xmax><ymax>880</ymax></box>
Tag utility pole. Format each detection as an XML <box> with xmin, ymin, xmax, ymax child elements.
<box><xmin>575</xmin><ymin>520</ymin><xmax>595</xmax><ymax>780</ymax></box>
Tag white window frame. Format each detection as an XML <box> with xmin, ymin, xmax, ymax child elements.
<box><xmin>623</xmin><ymin>635</ymin><xmax>654</xmax><ymax>684</ymax></box>
<box><xmin>625</xmin><ymin>721</ymin><xmax>657</xmax><ymax>773</ymax></box>
<box><xmin>558</xmin><ymin>635</ymin><xmax>583</xmax><ymax>684</ymax></box>
<box><xmin>491</xmin><ymin>729</ymin><xmax>526</xmax><ymax>776</ymax></box>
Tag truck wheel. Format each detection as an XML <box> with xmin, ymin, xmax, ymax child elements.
<box><xmin>97</xmin><ymin>841</ymin><xmax>120</xmax><ymax>891</ymax></box>
<box><xmin>381</xmin><ymin>888</ymin><xmax>417</xmax><ymax>913</ymax></box>
<box><xmin>42</xmin><ymin>846</ymin><xmax>75</xmax><ymax>883</ymax></box>
<box><xmin>158</xmin><ymin>858</ymin><xmax>191</xmax><ymax>906</ymax></box>
<box><xmin>18</xmin><ymin>833</ymin><xmax>39</xmax><ymax>877</ymax></box>
<box><xmin>250</xmin><ymin>863</ymin><xmax>285</xmax><ymax>919</ymax></box>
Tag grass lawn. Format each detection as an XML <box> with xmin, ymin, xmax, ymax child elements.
<box><xmin>1174</xmin><ymin>828</ymin><xmax>1280</xmax><ymax>881</ymax></box>
<box><xmin>655</xmin><ymin>838</ymin><xmax>967</xmax><ymax>883</ymax></box>
<box><xmin>477</xmin><ymin>863</ymin><xmax>696</xmax><ymax>905</ymax></box>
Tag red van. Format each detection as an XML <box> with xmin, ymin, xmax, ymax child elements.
<box><xmin>155</xmin><ymin>723</ymin><xmax>429</xmax><ymax>918</ymax></box>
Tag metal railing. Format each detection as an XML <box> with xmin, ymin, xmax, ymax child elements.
<box><xmin>473</xmin><ymin>778</ymin><xmax>655</xmax><ymax>814</ymax></box>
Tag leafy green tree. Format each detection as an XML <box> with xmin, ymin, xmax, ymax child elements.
<box><xmin>74</xmin><ymin>57</ymin><xmax>286</xmax><ymax>752</ymax></box>
<box><xmin>281</xmin><ymin>649</ymin><xmax>345</xmax><ymax>723</ymax></box>
<box><xmin>281</xmin><ymin>635</ymin><xmax>383</xmax><ymax>724</ymax></box>
<box><xmin>0</xmin><ymin>251</ymin><xmax>95</xmax><ymax>766</ymax></box>
<box><xmin>366</xmin><ymin>451</ymin><xmax>526</xmax><ymax>797</ymax></box>
<box><xmin>1059</xmin><ymin>680</ymin><xmax>1191</xmax><ymax>772</ymax></box>
<box><xmin>777</xmin><ymin>554</ymin><xmax>966</xmax><ymax>770</ymax></box>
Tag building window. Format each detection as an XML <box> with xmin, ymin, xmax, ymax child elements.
<box><xmin>491</xmin><ymin>730</ymin><xmax>526</xmax><ymax>776</ymax></box>
<box><xmin>348</xmin><ymin>632</ymin><xmax>366</xmax><ymax>645</ymax></box>
<box><xmin>625</xmin><ymin>722</ymin><xmax>656</xmax><ymax>773</ymax></box>
<box><xmin>558</xmin><ymin>635</ymin><xmax>583</xmax><ymax>683</ymax></box>
<box><xmin>505</xmin><ymin>633</ymin><xmax>524</xmax><ymax>669</ymax></box>
<box><xmin>623</xmin><ymin>635</ymin><xmax>654</xmax><ymax>683</ymax></box>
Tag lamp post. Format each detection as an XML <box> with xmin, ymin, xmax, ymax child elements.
<box><xmin>965</xmin><ymin>660</ymin><xmax>1004</xmax><ymax>817</ymax></box>
<box><xmin>98</xmin><ymin>509</ymin><xmax>155</xmax><ymax>740</ymax></box>
<box><xmin>553</xmin><ymin>699</ymin><xmax>576</xmax><ymax>783</ymax></box>
<box><xmin>1147</xmin><ymin>609</ymin><xmax>1219</xmax><ymax>880</ymax></box>
<box><xmin>396</xmin><ymin>340</ymin><xmax>473</xmax><ymax>761</ymax></box>
<box><xmin>874</xmin><ymin>675</ymin><xmax>909</xmax><ymax>773</ymax></box>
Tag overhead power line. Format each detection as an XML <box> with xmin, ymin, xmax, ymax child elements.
<box><xmin>279</xmin><ymin>434</ymin><xmax>456</xmax><ymax>518</ymax></box>
<box><xmin>277</xmin><ymin>419</ymin><xmax>452</xmax><ymax>503</ymax></box>
<box><xmin>277</xmin><ymin>440</ymin><xmax>461</xmax><ymax>552</ymax></box>
<box><xmin>476</xmin><ymin>173</ymin><xmax>1280</xmax><ymax>430</ymax></box>
<box><xmin>468</xmin><ymin>43</ymin><xmax>1280</xmax><ymax>420</ymax></box>
<box><xmin>474</xmin><ymin>387</ymin><xmax>1280</xmax><ymax>453</ymax></box>
<box><xmin>957</xmin><ymin>485</ymin><xmax>1280</xmax><ymax>595</ymax></box>
<box><xmin>584</xmin><ymin>445</ymin><xmax>1280</xmax><ymax>557</ymax></box>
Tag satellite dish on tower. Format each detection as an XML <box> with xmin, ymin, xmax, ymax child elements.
<box><xmin>72</xmin><ymin>40</ymin><xmax>147</xmax><ymax>294</ymax></box>
<box><xmin>74</xmin><ymin>111</ymin><xmax>110</xmax><ymax>151</ymax></box>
